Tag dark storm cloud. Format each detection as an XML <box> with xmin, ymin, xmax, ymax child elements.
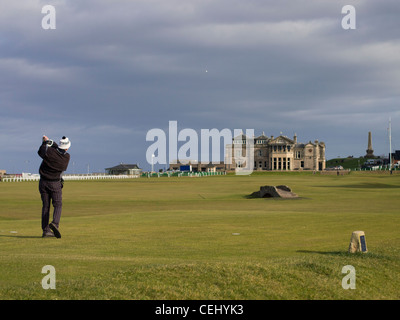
<box><xmin>1</xmin><ymin>0</ymin><xmax>399</xmax><ymax>172</ymax></box>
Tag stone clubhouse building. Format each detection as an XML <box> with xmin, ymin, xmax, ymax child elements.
<box><xmin>225</xmin><ymin>132</ymin><xmax>326</xmax><ymax>172</ymax></box>
<box><xmin>168</xmin><ymin>132</ymin><xmax>326</xmax><ymax>172</ymax></box>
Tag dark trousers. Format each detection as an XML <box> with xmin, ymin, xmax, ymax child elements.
<box><xmin>39</xmin><ymin>179</ymin><xmax>63</xmax><ymax>231</ymax></box>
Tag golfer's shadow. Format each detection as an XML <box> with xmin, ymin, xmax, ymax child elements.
<box><xmin>0</xmin><ymin>235</ymin><xmax>42</xmax><ymax>239</ymax></box>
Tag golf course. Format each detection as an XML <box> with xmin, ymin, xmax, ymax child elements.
<box><xmin>0</xmin><ymin>171</ymin><xmax>399</xmax><ymax>300</ymax></box>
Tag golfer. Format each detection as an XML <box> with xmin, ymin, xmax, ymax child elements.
<box><xmin>38</xmin><ymin>135</ymin><xmax>71</xmax><ymax>238</ymax></box>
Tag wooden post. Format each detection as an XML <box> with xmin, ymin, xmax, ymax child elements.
<box><xmin>348</xmin><ymin>231</ymin><xmax>368</xmax><ymax>253</ymax></box>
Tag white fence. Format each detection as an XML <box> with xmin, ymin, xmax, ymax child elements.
<box><xmin>1</xmin><ymin>174</ymin><xmax>136</xmax><ymax>182</ymax></box>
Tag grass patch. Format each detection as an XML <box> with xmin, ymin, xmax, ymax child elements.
<box><xmin>1</xmin><ymin>173</ymin><xmax>399</xmax><ymax>299</ymax></box>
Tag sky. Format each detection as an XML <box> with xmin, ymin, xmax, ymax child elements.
<box><xmin>1</xmin><ymin>0</ymin><xmax>399</xmax><ymax>173</ymax></box>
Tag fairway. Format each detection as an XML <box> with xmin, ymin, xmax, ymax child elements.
<box><xmin>1</xmin><ymin>172</ymin><xmax>399</xmax><ymax>300</ymax></box>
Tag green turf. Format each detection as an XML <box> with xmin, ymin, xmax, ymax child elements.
<box><xmin>0</xmin><ymin>172</ymin><xmax>399</xmax><ymax>299</ymax></box>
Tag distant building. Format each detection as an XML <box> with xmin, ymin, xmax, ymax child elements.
<box><xmin>105</xmin><ymin>163</ymin><xmax>142</xmax><ymax>176</ymax></box>
<box><xmin>225</xmin><ymin>132</ymin><xmax>326</xmax><ymax>171</ymax></box>
<box><xmin>390</xmin><ymin>150</ymin><xmax>400</xmax><ymax>165</ymax></box>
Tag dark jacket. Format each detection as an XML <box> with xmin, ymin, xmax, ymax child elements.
<box><xmin>38</xmin><ymin>140</ymin><xmax>70</xmax><ymax>181</ymax></box>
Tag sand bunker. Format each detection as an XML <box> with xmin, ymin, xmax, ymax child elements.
<box><xmin>249</xmin><ymin>185</ymin><xmax>298</xmax><ymax>199</ymax></box>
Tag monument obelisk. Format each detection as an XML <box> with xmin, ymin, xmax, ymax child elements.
<box><xmin>365</xmin><ymin>131</ymin><xmax>375</xmax><ymax>158</ymax></box>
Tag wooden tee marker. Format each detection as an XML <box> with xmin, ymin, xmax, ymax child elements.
<box><xmin>348</xmin><ymin>231</ymin><xmax>368</xmax><ymax>253</ymax></box>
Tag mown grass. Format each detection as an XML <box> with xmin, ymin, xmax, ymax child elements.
<box><xmin>0</xmin><ymin>172</ymin><xmax>399</xmax><ymax>300</ymax></box>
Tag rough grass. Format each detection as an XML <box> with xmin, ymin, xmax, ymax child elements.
<box><xmin>0</xmin><ymin>172</ymin><xmax>399</xmax><ymax>300</ymax></box>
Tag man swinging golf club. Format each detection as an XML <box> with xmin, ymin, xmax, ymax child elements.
<box><xmin>38</xmin><ymin>135</ymin><xmax>71</xmax><ymax>238</ymax></box>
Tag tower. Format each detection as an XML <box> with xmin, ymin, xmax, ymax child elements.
<box><xmin>365</xmin><ymin>131</ymin><xmax>375</xmax><ymax>158</ymax></box>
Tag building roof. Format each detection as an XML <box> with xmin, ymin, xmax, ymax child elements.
<box><xmin>105</xmin><ymin>163</ymin><xmax>140</xmax><ymax>170</ymax></box>
<box><xmin>255</xmin><ymin>132</ymin><xmax>269</xmax><ymax>141</ymax></box>
<box><xmin>232</xmin><ymin>133</ymin><xmax>249</xmax><ymax>140</ymax></box>
<box><xmin>269</xmin><ymin>135</ymin><xmax>295</xmax><ymax>144</ymax></box>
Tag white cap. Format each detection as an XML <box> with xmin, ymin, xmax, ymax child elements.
<box><xmin>59</xmin><ymin>136</ymin><xmax>71</xmax><ymax>150</ymax></box>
